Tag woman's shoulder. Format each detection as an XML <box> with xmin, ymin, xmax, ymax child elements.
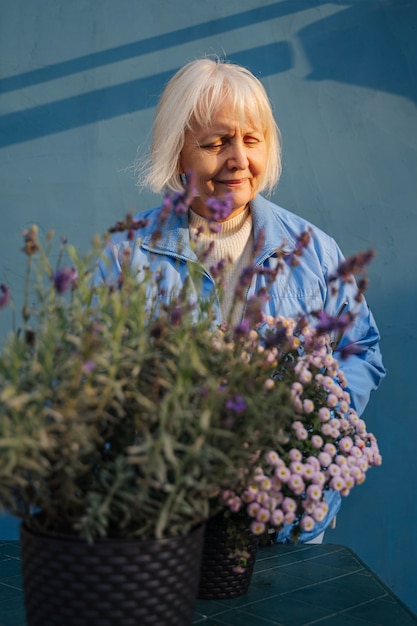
<box><xmin>253</xmin><ymin>195</ymin><xmax>339</xmax><ymax>248</ymax></box>
<box><xmin>252</xmin><ymin>195</ymin><xmax>344</xmax><ymax>274</ymax></box>
<box><xmin>132</xmin><ymin>204</ymin><xmax>164</xmax><ymax>228</ymax></box>
<box><xmin>105</xmin><ymin>205</ymin><xmax>163</xmax><ymax>245</ymax></box>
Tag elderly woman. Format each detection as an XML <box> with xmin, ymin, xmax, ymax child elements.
<box><xmin>96</xmin><ymin>57</ymin><xmax>385</xmax><ymax>543</ymax></box>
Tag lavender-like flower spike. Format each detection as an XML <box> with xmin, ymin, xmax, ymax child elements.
<box><xmin>108</xmin><ymin>214</ymin><xmax>150</xmax><ymax>240</ymax></box>
<box><xmin>206</xmin><ymin>193</ymin><xmax>234</xmax><ymax>222</ymax></box>
<box><xmin>149</xmin><ymin>174</ymin><xmax>197</xmax><ymax>237</ymax></box>
<box><xmin>286</xmin><ymin>229</ymin><xmax>312</xmax><ymax>267</ymax></box>
<box><xmin>208</xmin><ymin>221</ymin><xmax>222</xmax><ymax>234</ymax></box>
<box><xmin>82</xmin><ymin>360</ymin><xmax>96</xmax><ymax>373</ymax></box>
<box><xmin>313</xmin><ymin>310</ymin><xmax>354</xmax><ymax>335</ymax></box>
<box><xmin>209</xmin><ymin>259</ymin><xmax>227</xmax><ymax>280</ymax></box>
<box><xmin>262</xmin><ymin>324</ymin><xmax>289</xmax><ymax>349</ymax></box>
<box><xmin>329</xmin><ymin>249</ymin><xmax>375</xmax><ymax>283</ymax></box>
<box><xmin>0</xmin><ymin>284</ymin><xmax>10</xmax><ymax>309</ymax></box>
<box><xmin>237</xmin><ymin>265</ymin><xmax>256</xmax><ymax>288</ymax></box>
<box><xmin>253</xmin><ymin>229</ymin><xmax>266</xmax><ymax>257</ymax></box>
<box><xmin>233</xmin><ymin>318</ymin><xmax>251</xmax><ymax>335</ymax></box>
<box><xmin>355</xmin><ymin>277</ymin><xmax>369</xmax><ymax>303</ymax></box>
<box><xmin>199</xmin><ymin>240</ymin><xmax>215</xmax><ymax>261</ymax></box>
<box><xmin>170</xmin><ymin>304</ymin><xmax>183</xmax><ymax>326</ymax></box>
<box><xmin>242</xmin><ymin>293</ymin><xmax>268</xmax><ymax>327</ymax></box>
<box><xmin>52</xmin><ymin>267</ymin><xmax>78</xmax><ymax>294</ymax></box>
<box><xmin>226</xmin><ymin>395</ymin><xmax>247</xmax><ymax>414</ymax></box>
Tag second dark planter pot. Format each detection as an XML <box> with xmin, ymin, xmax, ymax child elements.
<box><xmin>198</xmin><ymin>513</ymin><xmax>259</xmax><ymax>599</ymax></box>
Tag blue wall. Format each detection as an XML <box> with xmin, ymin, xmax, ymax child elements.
<box><xmin>1</xmin><ymin>0</ymin><xmax>416</xmax><ymax>615</ymax></box>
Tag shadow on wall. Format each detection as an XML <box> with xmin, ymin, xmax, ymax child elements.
<box><xmin>0</xmin><ymin>42</ymin><xmax>292</xmax><ymax>148</ymax></box>
<box><xmin>0</xmin><ymin>0</ymin><xmax>416</xmax><ymax>148</ymax></box>
<box><xmin>299</xmin><ymin>0</ymin><xmax>417</xmax><ymax>101</ymax></box>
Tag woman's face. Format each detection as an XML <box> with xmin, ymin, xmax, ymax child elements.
<box><xmin>179</xmin><ymin>103</ymin><xmax>268</xmax><ymax>220</ymax></box>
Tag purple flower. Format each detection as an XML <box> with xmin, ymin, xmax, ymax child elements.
<box><xmin>159</xmin><ymin>191</ymin><xmax>189</xmax><ymax>217</ymax></box>
<box><xmin>150</xmin><ymin>228</ymin><xmax>162</xmax><ymax>244</ymax></box>
<box><xmin>170</xmin><ymin>304</ymin><xmax>183</xmax><ymax>326</ymax></box>
<box><xmin>209</xmin><ymin>259</ymin><xmax>227</xmax><ymax>279</ymax></box>
<box><xmin>257</xmin><ymin>267</ymin><xmax>279</xmax><ymax>280</ymax></box>
<box><xmin>253</xmin><ymin>229</ymin><xmax>266</xmax><ymax>256</ymax></box>
<box><xmin>226</xmin><ymin>394</ymin><xmax>247</xmax><ymax>414</ymax></box>
<box><xmin>206</xmin><ymin>194</ymin><xmax>233</xmax><ymax>221</ymax></box>
<box><xmin>154</xmin><ymin>173</ymin><xmax>197</xmax><ymax>221</ymax></box>
<box><xmin>338</xmin><ymin>343</ymin><xmax>364</xmax><ymax>359</ymax></box>
<box><xmin>329</xmin><ymin>249</ymin><xmax>375</xmax><ymax>283</ymax></box>
<box><xmin>237</xmin><ymin>265</ymin><xmax>256</xmax><ymax>288</ymax></box>
<box><xmin>108</xmin><ymin>214</ymin><xmax>149</xmax><ymax>235</ymax></box>
<box><xmin>200</xmin><ymin>240</ymin><xmax>215</xmax><ymax>261</ymax></box>
<box><xmin>199</xmin><ymin>385</ymin><xmax>209</xmax><ymax>398</ymax></box>
<box><xmin>52</xmin><ymin>267</ymin><xmax>78</xmax><ymax>294</ymax></box>
<box><xmin>285</xmin><ymin>229</ymin><xmax>312</xmax><ymax>266</ymax></box>
<box><xmin>233</xmin><ymin>318</ymin><xmax>251</xmax><ymax>335</ymax></box>
<box><xmin>157</xmin><ymin>197</ymin><xmax>174</xmax><ymax>226</ymax></box>
<box><xmin>0</xmin><ymin>283</ymin><xmax>10</xmax><ymax>309</ymax></box>
<box><xmin>173</xmin><ymin>175</ymin><xmax>197</xmax><ymax>214</ymax></box>
<box><xmin>263</xmin><ymin>325</ymin><xmax>288</xmax><ymax>349</ymax></box>
<box><xmin>208</xmin><ymin>220</ymin><xmax>222</xmax><ymax>234</ymax></box>
<box><xmin>313</xmin><ymin>310</ymin><xmax>353</xmax><ymax>335</ymax></box>
<box><xmin>241</xmin><ymin>295</ymin><xmax>264</xmax><ymax>326</ymax></box>
<box><xmin>296</xmin><ymin>229</ymin><xmax>312</xmax><ymax>251</ymax></box>
<box><xmin>82</xmin><ymin>360</ymin><xmax>96</xmax><ymax>373</ymax></box>
<box><xmin>173</xmin><ymin>198</ymin><xmax>189</xmax><ymax>215</ymax></box>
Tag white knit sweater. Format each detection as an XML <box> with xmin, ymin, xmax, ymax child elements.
<box><xmin>188</xmin><ymin>207</ymin><xmax>254</xmax><ymax>326</ymax></box>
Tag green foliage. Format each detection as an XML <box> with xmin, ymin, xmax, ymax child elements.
<box><xmin>0</xmin><ymin>224</ymin><xmax>296</xmax><ymax>541</ymax></box>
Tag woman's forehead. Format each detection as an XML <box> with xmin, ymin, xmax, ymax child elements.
<box><xmin>191</xmin><ymin>100</ymin><xmax>264</xmax><ymax>134</ymax></box>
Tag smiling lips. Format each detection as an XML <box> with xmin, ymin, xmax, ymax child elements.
<box><xmin>219</xmin><ymin>178</ymin><xmax>248</xmax><ymax>186</ymax></box>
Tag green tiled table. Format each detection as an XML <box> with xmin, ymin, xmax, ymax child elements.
<box><xmin>1</xmin><ymin>541</ymin><xmax>416</xmax><ymax>626</ymax></box>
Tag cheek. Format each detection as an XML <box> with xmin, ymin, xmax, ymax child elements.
<box><xmin>180</xmin><ymin>149</ymin><xmax>221</xmax><ymax>187</ymax></box>
<box><xmin>195</xmin><ymin>160</ymin><xmax>219</xmax><ymax>185</ymax></box>
<box><xmin>197</xmin><ymin>177</ymin><xmax>216</xmax><ymax>196</ymax></box>
<box><xmin>252</xmin><ymin>149</ymin><xmax>268</xmax><ymax>174</ymax></box>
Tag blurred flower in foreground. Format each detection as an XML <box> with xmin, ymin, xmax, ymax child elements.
<box><xmin>52</xmin><ymin>267</ymin><xmax>78</xmax><ymax>294</ymax></box>
<box><xmin>0</xmin><ymin>284</ymin><xmax>10</xmax><ymax>310</ymax></box>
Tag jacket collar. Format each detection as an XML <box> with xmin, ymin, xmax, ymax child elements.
<box><xmin>250</xmin><ymin>195</ymin><xmax>297</xmax><ymax>261</ymax></box>
<box><xmin>140</xmin><ymin>208</ymin><xmax>197</xmax><ymax>262</ymax></box>
<box><xmin>140</xmin><ymin>194</ymin><xmax>297</xmax><ymax>262</ymax></box>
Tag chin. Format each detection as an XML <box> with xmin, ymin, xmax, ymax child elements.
<box><xmin>231</xmin><ymin>193</ymin><xmax>253</xmax><ymax>209</ymax></box>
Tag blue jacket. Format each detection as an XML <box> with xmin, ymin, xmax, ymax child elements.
<box><xmin>96</xmin><ymin>194</ymin><xmax>386</xmax><ymax>541</ymax></box>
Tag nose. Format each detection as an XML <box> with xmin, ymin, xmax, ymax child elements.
<box><xmin>227</xmin><ymin>140</ymin><xmax>249</xmax><ymax>170</ymax></box>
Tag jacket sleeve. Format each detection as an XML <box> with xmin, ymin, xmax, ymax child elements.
<box><xmin>333</xmin><ymin>307</ymin><xmax>385</xmax><ymax>416</ymax></box>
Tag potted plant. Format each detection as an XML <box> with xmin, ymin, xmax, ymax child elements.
<box><xmin>197</xmin><ymin>307</ymin><xmax>382</xmax><ymax>598</ymax></box>
<box><xmin>0</xmin><ymin>185</ymin><xmax>382</xmax><ymax>621</ymax></box>
<box><xmin>0</xmin><ymin>191</ymin><xmax>297</xmax><ymax>626</ymax></box>
<box><xmin>198</xmin><ymin>310</ymin><xmax>382</xmax><ymax>598</ymax></box>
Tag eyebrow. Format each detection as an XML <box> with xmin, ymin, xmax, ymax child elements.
<box><xmin>197</xmin><ymin>127</ymin><xmax>262</xmax><ymax>142</ymax></box>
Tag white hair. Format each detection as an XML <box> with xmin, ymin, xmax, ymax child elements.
<box><xmin>137</xmin><ymin>57</ymin><xmax>282</xmax><ymax>196</ymax></box>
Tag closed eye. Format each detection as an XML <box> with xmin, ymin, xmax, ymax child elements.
<box><xmin>201</xmin><ymin>139</ymin><xmax>228</xmax><ymax>151</ymax></box>
<box><xmin>244</xmin><ymin>136</ymin><xmax>260</xmax><ymax>145</ymax></box>
<box><xmin>200</xmin><ymin>134</ymin><xmax>262</xmax><ymax>151</ymax></box>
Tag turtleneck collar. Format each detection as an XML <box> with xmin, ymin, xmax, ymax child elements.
<box><xmin>188</xmin><ymin>206</ymin><xmax>251</xmax><ymax>238</ymax></box>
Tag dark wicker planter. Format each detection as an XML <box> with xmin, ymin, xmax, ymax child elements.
<box><xmin>198</xmin><ymin>514</ymin><xmax>259</xmax><ymax>599</ymax></box>
<box><xmin>20</xmin><ymin>522</ymin><xmax>205</xmax><ymax>626</ymax></box>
